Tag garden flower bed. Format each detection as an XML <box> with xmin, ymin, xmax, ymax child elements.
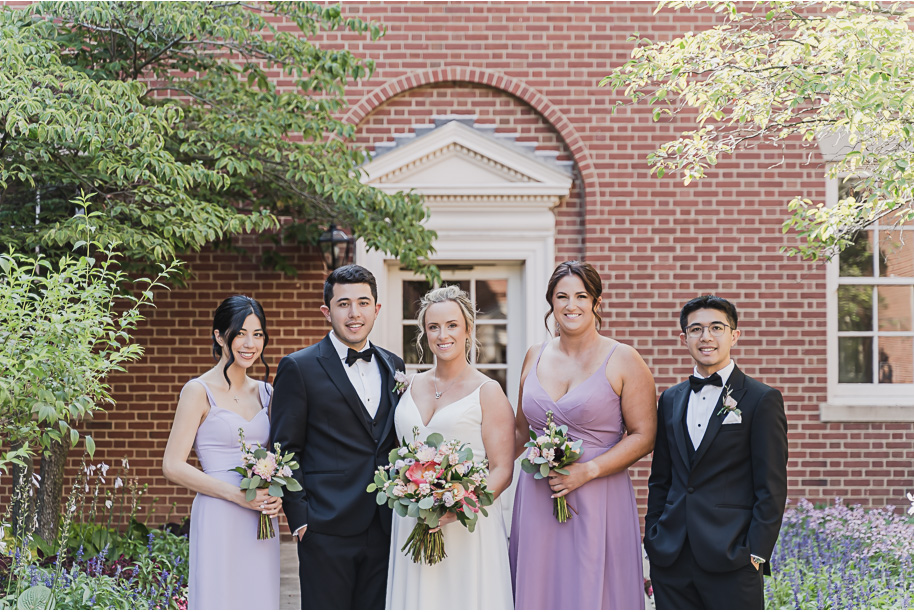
<box><xmin>766</xmin><ymin>498</ymin><xmax>914</xmax><ymax>610</ymax></box>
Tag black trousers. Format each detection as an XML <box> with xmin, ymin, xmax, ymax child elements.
<box><xmin>297</xmin><ymin>511</ymin><xmax>390</xmax><ymax>610</ymax></box>
<box><xmin>650</xmin><ymin>538</ymin><xmax>764</xmax><ymax>610</ymax></box>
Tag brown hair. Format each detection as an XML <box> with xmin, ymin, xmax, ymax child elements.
<box><xmin>544</xmin><ymin>261</ymin><xmax>604</xmax><ymax>334</ymax></box>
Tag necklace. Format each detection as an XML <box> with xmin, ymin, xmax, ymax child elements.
<box><xmin>433</xmin><ymin>367</ymin><xmax>467</xmax><ymax>400</ymax></box>
<box><xmin>232</xmin><ymin>394</ymin><xmax>240</xmax><ymax>404</ymax></box>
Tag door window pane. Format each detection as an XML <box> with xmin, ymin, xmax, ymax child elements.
<box><xmin>477</xmin><ymin>324</ymin><xmax>507</xmax><ymax>364</ymax></box>
<box><xmin>838</xmin><ymin>337</ymin><xmax>873</xmax><ymax>383</ymax></box>
<box><xmin>877</xmin><ymin>286</ymin><xmax>912</xmax><ymax>331</ymax></box>
<box><xmin>838</xmin><ymin>285</ymin><xmax>873</xmax><ymax>331</ymax></box>
<box><xmin>477</xmin><ymin>279</ymin><xmax>508</xmax><ymax>319</ymax></box>
<box><xmin>403</xmin><ymin>280</ymin><xmax>432</xmax><ymax>319</ymax></box>
<box><xmin>877</xmin><ymin>337</ymin><xmax>913</xmax><ymax>384</ymax></box>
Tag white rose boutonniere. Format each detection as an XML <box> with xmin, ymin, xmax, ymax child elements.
<box><xmin>393</xmin><ymin>370</ymin><xmax>410</xmax><ymax>396</ymax></box>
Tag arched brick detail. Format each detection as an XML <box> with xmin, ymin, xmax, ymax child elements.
<box><xmin>344</xmin><ymin>67</ymin><xmax>599</xmax><ymax>206</ymax></box>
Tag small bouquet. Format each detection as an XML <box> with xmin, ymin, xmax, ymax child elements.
<box><xmin>234</xmin><ymin>427</ymin><xmax>302</xmax><ymax>539</ymax></box>
<box><xmin>367</xmin><ymin>426</ymin><xmax>494</xmax><ymax>565</ymax></box>
<box><xmin>521</xmin><ymin>410</ymin><xmax>583</xmax><ymax>522</ymax></box>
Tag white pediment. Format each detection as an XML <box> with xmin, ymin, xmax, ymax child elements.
<box><xmin>360</xmin><ymin>121</ymin><xmax>573</xmax><ymax>197</ymax></box>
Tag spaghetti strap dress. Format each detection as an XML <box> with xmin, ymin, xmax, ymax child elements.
<box><xmin>186</xmin><ymin>379</ymin><xmax>279</xmax><ymax>610</ymax></box>
<box><xmin>509</xmin><ymin>343</ymin><xmax>644</xmax><ymax>609</ymax></box>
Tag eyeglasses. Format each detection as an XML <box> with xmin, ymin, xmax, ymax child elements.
<box><xmin>685</xmin><ymin>323</ymin><xmax>732</xmax><ymax>338</ymax></box>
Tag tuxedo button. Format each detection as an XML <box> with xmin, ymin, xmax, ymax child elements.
<box><xmin>687</xmin><ymin>487</ymin><xmax>695</xmax><ymax>494</ymax></box>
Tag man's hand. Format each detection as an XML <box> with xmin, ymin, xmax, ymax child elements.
<box><xmin>295</xmin><ymin>525</ymin><xmax>308</xmax><ymax>541</ymax></box>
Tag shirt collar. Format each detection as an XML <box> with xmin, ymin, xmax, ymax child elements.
<box><xmin>328</xmin><ymin>330</ymin><xmax>372</xmax><ymax>362</ymax></box>
<box><xmin>693</xmin><ymin>359</ymin><xmax>735</xmax><ymax>387</ymax></box>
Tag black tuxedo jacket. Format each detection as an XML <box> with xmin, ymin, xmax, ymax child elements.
<box><xmin>269</xmin><ymin>334</ymin><xmax>405</xmax><ymax>537</ymax></box>
<box><xmin>644</xmin><ymin>365</ymin><xmax>788</xmax><ymax>575</ymax></box>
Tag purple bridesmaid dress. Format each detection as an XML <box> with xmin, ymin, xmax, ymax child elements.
<box><xmin>510</xmin><ymin>344</ymin><xmax>644</xmax><ymax>610</ymax></box>
<box><xmin>187</xmin><ymin>379</ymin><xmax>279</xmax><ymax>610</ymax></box>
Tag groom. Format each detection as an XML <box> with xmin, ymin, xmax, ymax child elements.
<box><xmin>644</xmin><ymin>295</ymin><xmax>788</xmax><ymax>609</ymax></box>
<box><xmin>270</xmin><ymin>265</ymin><xmax>404</xmax><ymax>609</ymax></box>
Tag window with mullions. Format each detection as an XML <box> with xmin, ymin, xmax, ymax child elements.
<box><xmin>836</xmin><ymin>184</ymin><xmax>914</xmax><ymax>387</ymax></box>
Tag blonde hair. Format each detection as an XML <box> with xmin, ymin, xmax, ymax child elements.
<box><xmin>415</xmin><ymin>285</ymin><xmax>479</xmax><ymax>363</ymax></box>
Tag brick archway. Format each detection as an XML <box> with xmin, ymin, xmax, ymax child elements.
<box><xmin>344</xmin><ymin>67</ymin><xmax>599</xmax><ymax>207</ymax></box>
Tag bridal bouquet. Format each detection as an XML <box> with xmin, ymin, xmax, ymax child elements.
<box><xmin>367</xmin><ymin>426</ymin><xmax>494</xmax><ymax>565</ymax></box>
<box><xmin>234</xmin><ymin>427</ymin><xmax>302</xmax><ymax>539</ymax></box>
<box><xmin>521</xmin><ymin>410</ymin><xmax>583</xmax><ymax>522</ymax></box>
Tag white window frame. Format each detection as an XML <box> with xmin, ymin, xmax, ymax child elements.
<box><xmin>823</xmin><ymin>176</ymin><xmax>914</xmax><ymax>422</ymax></box>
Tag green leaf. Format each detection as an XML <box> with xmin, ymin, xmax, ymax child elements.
<box><xmin>268</xmin><ymin>483</ymin><xmax>283</xmax><ymax>497</ymax></box>
<box><xmin>418</xmin><ymin>496</ymin><xmax>435</xmax><ymax>510</ymax></box>
<box><xmin>539</xmin><ymin>463</ymin><xmax>550</xmax><ymax>478</ymax></box>
<box><xmin>85</xmin><ymin>435</ymin><xmax>96</xmax><ymax>457</ymax></box>
<box><xmin>375</xmin><ymin>490</ymin><xmax>387</xmax><ymax>505</ymax></box>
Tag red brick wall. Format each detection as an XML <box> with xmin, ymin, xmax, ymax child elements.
<box><xmin>7</xmin><ymin>1</ymin><xmax>912</xmax><ymax>526</ymax></box>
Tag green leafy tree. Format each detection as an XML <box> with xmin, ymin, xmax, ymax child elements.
<box><xmin>0</xmin><ymin>1</ymin><xmax>436</xmax><ymax>273</ymax></box>
<box><xmin>602</xmin><ymin>0</ymin><xmax>914</xmax><ymax>260</ymax></box>
<box><xmin>0</xmin><ymin>203</ymin><xmax>175</xmax><ymax>542</ymax></box>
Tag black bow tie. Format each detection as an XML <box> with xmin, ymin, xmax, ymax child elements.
<box><xmin>689</xmin><ymin>372</ymin><xmax>723</xmax><ymax>393</ymax></box>
<box><xmin>345</xmin><ymin>346</ymin><xmax>374</xmax><ymax>367</ymax></box>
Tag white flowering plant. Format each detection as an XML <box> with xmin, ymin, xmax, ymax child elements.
<box><xmin>367</xmin><ymin>426</ymin><xmax>493</xmax><ymax>565</ymax></box>
<box><xmin>521</xmin><ymin>410</ymin><xmax>583</xmax><ymax>523</ymax></box>
<box><xmin>233</xmin><ymin>428</ymin><xmax>302</xmax><ymax>539</ymax></box>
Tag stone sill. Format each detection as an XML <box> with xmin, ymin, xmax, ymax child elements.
<box><xmin>819</xmin><ymin>403</ymin><xmax>914</xmax><ymax>422</ymax></box>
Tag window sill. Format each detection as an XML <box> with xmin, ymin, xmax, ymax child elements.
<box><xmin>819</xmin><ymin>403</ymin><xmax>914</xmax><ymax>422</ymax></box>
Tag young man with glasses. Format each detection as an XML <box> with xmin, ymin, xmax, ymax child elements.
<box><xmin>644</xmin><ymin>295</ymin><xmax>788</xmax><ymax>609</ymax></box>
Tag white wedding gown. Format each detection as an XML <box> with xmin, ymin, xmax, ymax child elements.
<box><xmin>385</xmin><ymin>381</ymin><xmax>514</xmax><ymax>610</ymax></box>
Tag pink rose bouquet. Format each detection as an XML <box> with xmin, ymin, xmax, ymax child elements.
<box><xmin>233</xmin><ymin>427</ymin><xmax>302</xmax><ymax>539</ymax></box>
<box><xmin>367</xmin><ymin>426</ymin><xmax>493</xmax><ymax>565</ymax></box>
<box><xmin>520</xmin><ymin>410</ymin><xmax>583</xmax><ymax>522</ymax></box>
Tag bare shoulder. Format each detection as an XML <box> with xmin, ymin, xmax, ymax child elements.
<box><xmin>180</xmin><ymin>379</ymin><xmax>208</xmax><ymax>402</ymax></box>
<box><xmin>607</xmin><ymin>340</ymin><xmax>648</xmax><ymax>369</ymax></box>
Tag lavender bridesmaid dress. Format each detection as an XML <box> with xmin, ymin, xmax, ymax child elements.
<box><xmin>187</xmin><ymin>379</ymin><xmax>279</xmax><ymax>610</ymax></box>
<box><xmin>509</xmin><ymin>343</ymin><xmax>644</xmax><ymax>610</ymax></box>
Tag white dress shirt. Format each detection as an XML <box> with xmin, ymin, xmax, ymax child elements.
<box><xmin>328</xmin><ymin>330</ymin><xmax>383</xmax><ymax>419</ymax></box>
<box><xmin>686</xmin><ymin>360</ymin><xmax>735</xmax><ymax>449</ymax></box>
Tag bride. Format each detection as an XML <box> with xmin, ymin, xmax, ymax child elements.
<box><xmin>385</xmin><ymin>285</ymin><xmax>515</xmax><ymax>610</ymax></box>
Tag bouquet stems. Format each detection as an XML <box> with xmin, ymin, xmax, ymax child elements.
<box><xmin>258</xmin><ymin>513</ymin><xmax>275</xmax><ymax>540</ymax></box>
<box><xmin>402</xmin><ymin>522</ymin><xmax>447</xmax><ymax>565</ymax></box>
<box><xmin>553</xmin><ymin>497</ymin><xmax>571</xmax><ymax>523</ymax></box>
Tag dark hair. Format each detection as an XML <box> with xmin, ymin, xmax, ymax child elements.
<box><xmin>211</xmin><ymin>295</ymin><xmax>270</xmax><ymax>386</ymax></box>
<box><xmin>323</xmin><ymin>264</ymin><xmax>378</xmax><ymax>307</ymax></box>
<box><xmin>679</xmin><ymin>295</ymin><xmax>739</xmax><ymax>332</ymax></box>
<box><xmin>544</xmin><ymin>261</ymin><xmax>604</xmax><ymax>334</ymax></box>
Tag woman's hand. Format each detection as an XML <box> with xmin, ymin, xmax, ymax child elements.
<box><xmin>548</xmin><ymin>461</ymin><xmax>598</xmax><ymax>498</ymax></box>
<box><xmin>241</xmin><ymin>488</ymin><xmax>283</xmax><ymax>517</ymax></box>
<box><xmin>429</xmin><ymin>512</ymin><xmax>458</xmax><ymax>533</ymax></box>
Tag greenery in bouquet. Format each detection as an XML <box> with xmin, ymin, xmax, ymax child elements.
<box><xmin>234</xmin><ymin>428</ymin><xmax>302</xmax><ymax>540</ymax></box>
<box><xmin>367</xmin><ymin>427</ymin><xmax>494</xmax><ymax>565</ymax></box>
<box><xmin>521</xmin><ymin>410</ymin><xmax>583</xmax><ymax>522</ymax></box>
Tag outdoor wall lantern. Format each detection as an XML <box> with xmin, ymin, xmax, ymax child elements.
<box><xmin>318</xmin><ymin>223</ymin><xmax>355</xmax><ymax>271</ymax></box>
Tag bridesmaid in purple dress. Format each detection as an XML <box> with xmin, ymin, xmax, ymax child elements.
<box><xmin>163</xmin><ymin>296</ymin><xmax>281</xmax><ymax>610</ymax></box>
<box><xmin>510</xmin><ymin>262</ymin><xmax>657</xmax><ymax>609</ymax></box>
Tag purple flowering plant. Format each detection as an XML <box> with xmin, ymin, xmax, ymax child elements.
<box><xmin>765</xmin><ymin>498</ymin><xmax>914</xmax><ymax>609</ymax></box>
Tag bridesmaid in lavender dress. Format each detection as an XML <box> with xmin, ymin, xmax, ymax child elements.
<box><xmin>163</xmin><ymin>296</ymin><xmax>281</xmax><ymax>610</ymax></box>
<box><xmin>510</xmin><ymin>262</ymin><xmax>657</xmax><ymax>610</ymax></box>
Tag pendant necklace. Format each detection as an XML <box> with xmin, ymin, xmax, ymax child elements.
<box><xmin>433</xmin><ymin>367</ymin><xmax>466</xmax><ymax>400</ymax></box>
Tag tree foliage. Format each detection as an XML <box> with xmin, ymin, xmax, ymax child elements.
<box><xmin>0</xmin><ymin>204</ymin><xmax>175</xmax><ymax>477</ymax></box>
<box><xmin>602</xmin><ymin>0</ymin><xmax>914</xmax><ymax>260</ymax></box>
<box><xmin>0</xmin><ymin>1</ymin><xmax>436</xmax><ymax>274</ymax></box>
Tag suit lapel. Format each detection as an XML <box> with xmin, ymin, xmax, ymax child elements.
<box><xmin>691</xmin><ymin>365</ymin><xmax>748</xmax><ymax>469</ymax></box>
<box><xmin>670</xmin><ymin>385</ymin><xmax>691</xmax><ymax>471</ymax></box>
<box><xmin>317</xmin><ymin>335</ymin><xmax>373</xmax><ymax>437</ymax></box>
<box><xmin>374</xmin><ymin>348</ymin><xmax>400</xmax><ymax>446</ymax></box>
